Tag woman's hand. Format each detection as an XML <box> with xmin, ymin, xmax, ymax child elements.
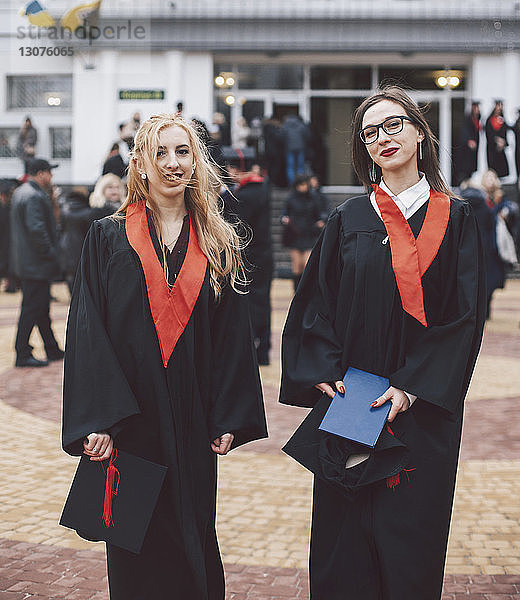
<box><xmin>314</xmin><ymin>381</ymin><xmax>345</xmax><ymax>398</ymax></box>
<box><xmin>83</xmin><ymin>432</ymin><xmax>113</xmax><ymax>461</ymax></box>
<box><xmin>370</xmin><ymin>386</ymin><xmax>410</xmax><ymax>422</ymax></box>
<box><xmin>211</xmin><ymin>433</ymin><xmax>234</xmax><ymax>455</ymax></box>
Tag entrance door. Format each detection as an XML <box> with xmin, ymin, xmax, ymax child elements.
<box><xmin>273</xmin><ymin>102</ymin><xmax>299</xmax><ymax>121</ymax></box>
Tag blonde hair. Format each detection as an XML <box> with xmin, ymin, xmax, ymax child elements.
<box><xmin>117</xmin><ymin>114</ymin><xmax>245</xmax><ymax>299</ymax></box>
<box><xmin>89</xmin><ymin>173</ymin><xmax>125</xmax><ymax>209</ymax></box>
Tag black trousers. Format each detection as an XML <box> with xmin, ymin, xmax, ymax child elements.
<box><xmin>15</xmin><ymin>279</ymin><xmax>59</xmax><ymax>359</ymax></box>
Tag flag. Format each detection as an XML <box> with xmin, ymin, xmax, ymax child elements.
<box><xmin>60</xmin><ymin>0</ymin><xmax>101</xmax><ymax>32</ymax></box>
<box><xmin>19</xmin><ymin>1</ymin><xmax>55</xmax><ymax>27</ymax></box>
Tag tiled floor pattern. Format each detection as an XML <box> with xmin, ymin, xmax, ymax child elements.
<box><xmin>0</xmin><ymin>279</ymin><xmax>519</xmax><ymax>598</ymax></box>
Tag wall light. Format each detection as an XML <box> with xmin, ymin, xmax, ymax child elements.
<box><xmin>225</xmin><ymin>95</ymin><xmax>235</xmax><ymax>106</ymax></box>
<box><xmin>215</xmin><ymin>72</ymin><xmax>236</xmax><ymax>89</ymax></box>
<box><xmin>434</xmin><ymin>70</ymin><xmax>463</xmax><ymax>89</ymax></box>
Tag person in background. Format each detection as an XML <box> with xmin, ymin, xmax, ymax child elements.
<box><xmin>225</xmin><ymin>160</ymin><xmax>273</xmax><ymax>365</ymax></box>
<box><xmin>59</xmin><ymin>187</ymin><xmax>97</xmax><ymax>294</ymax></box>
<box><xmin>485</xmin><ymin>100</ymin><xmax>510</xmax><ymax>178</ymax></box>
<box><xmin>281</xmin><ymin>114</ymin><xmax>309</xmax><ymax>186</ymax></box>
<box><xmin>10</xmin><ymin>158</ymin><xmax>64</xmax><ymax>367</ymax></box>
<box><xmin>262</xmin><ymin>116</ymin><xmax>285</xmax><ymax>187</ymax></box>
<box><xmin>280</xmin><ymin>86</ymin><xmax>486</xmax><ymax>600</ymax></box>
<box><xmin>120</xmin><ymin>112</ymin><xmax>141</xmax><ymax>151</ymax></box>
<box><xmin>281</xmin><ymin>175</ymin><xmax>324</xmax><ymax>291</ymax></box>
<box><xmin>102</xmin><ymin>143</ymin><xmax>127</xmax><ymax>180</ymax></box>
<box><xmin>459</xmin><ymin>177</ymin><xmax>495</xmax><ymax>318</ymax></box>
<box><xmin>455</xmin><ymin>101</ymin><xmax>482</xmax><ymax>184</ymax></box>
<box><xmin>89</xmin><ymin>173</ymin><xmax>125</xmax><ymax>218</ymax></box>
<box><xmin>481</xmin><ymin>169</ymin><xmax>519</xmax><ymax>318</ymax></box>
<box><xmin>62</xmin><ymin>113</ymin><xmax>267</xmax><ymax>599</ymax></box>
<box><xmin>17</xmin><ymin>116</ymin><xmax>37</xmax><ymax>170</ymax></box>
<box><xmin>513</xmin><ymin>108</ymin><xmax>520</xmax><ymax>188</ymax></box>
<box><xmin>192</xmin><ymin>118</ymin><xmax>225</xmax><ymax>168</ymax></box>
<box><xmin>232</xmin><ymin>117</ymin><xmax>251</xmax><ymax>149</ymax></box>
<box><xmin>0</xmin><ymin>179</ymin><xmax>20</xmax><ymax>294</ymax></box>
<box><xmin>309</xmin><ymin>173</ymin><xmax>330</xmax><ymax>223</ymax></box>
<box><xmin>0</xmin><ymin>180</ymin><xmax>13</xmax><ymax>290</ymax></box>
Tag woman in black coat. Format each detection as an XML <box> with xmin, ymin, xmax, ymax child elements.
<box><xmin>281</xmin><ymin>175</ymin><xmax>324</xmax><ymax>290</ymax></box>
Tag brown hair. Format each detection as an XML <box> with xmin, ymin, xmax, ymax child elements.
<box><xmin>351</xmin><ymin>86</ymin><xmax>451</xmax><ymax>196</ymax></box>
<box><xmin>117</xmin><ymin>114</ymin><xmax>245</xmax><ymax>299</ymax></box>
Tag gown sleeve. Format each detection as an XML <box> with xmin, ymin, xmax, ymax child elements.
<box><xmin>280</xmin><ymin>209</ymin><xmax>345</xmax><ymax>408</ymax></box>
<box><xmin>390</xmin><ymin>204</ymin><xmax>487</xmax><ymax>413</ymax></box>
<box><xmin>208</xmin><ymin>280</ymin><xmax>268</xmax><ymax>449</ymax></box>
<box><xmin>62</xmin><ymin>221</ymin><xmax>141</xmax><ymax>455</ymax></box>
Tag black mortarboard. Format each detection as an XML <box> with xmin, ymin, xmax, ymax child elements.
<box><xmin>60</xmin><ymin>449</ymin><xmax>167</xmax><ymax>554</ymax></box>
<box><xmin>282</xmin><ymin>394</ymin><xmax>410</xmax><ymax>500</ymax></box>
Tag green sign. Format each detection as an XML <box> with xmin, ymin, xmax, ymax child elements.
<box><xmin>119</xmin><ymin>90</ymin><xmax>165</xmax><ymax>101</ymax></box>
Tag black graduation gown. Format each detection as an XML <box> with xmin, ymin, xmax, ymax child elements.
<box><xmin>62</xmin><ymin>215</ymin><xmax>267</xmax><ymax>600</ymax></box>
<box><xmin>280</xmin><ymin>195</ymin><xmax>486</xmax><ymax>600</ymax></box>
<box><xmin>455</xmin><ymin>114</ymin><xmax>480</xmax><ymax>183</ymax></box>
<box><xmin>485</xmin><ymin>116</ymin><xmax>510</xmax><ymax>177</ymax></box>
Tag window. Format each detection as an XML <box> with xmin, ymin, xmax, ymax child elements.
<box><xmin>50</xmin><ymin>127</ymin><xmax>72</xmax><ymax>159</ymax></box>
<box><xmin>310</xmin><ymin>66</ymin><xmax>372</xmax><ymax>90</ymax></box>
<box><xmin>215</xmin><ymin>64</ymin><xmax>304</xmax><ymax>90</ymax></box>
<box><xmin>7</xmin><ymin>75</ymin><xmax>73</xmax><ymax>109</ymax></box>
<box><xmin>378</xmin><ymin>67</ymin><xmax>467</xmax><ymax>91</ymax></box>
<box><xmin>0</xmin><ymin>128</ymin><xmax>19</xmax><ymax>158</ymax></box>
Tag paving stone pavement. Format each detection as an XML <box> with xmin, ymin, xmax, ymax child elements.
<box><xmin>0</xmin><ymin>279</ymin><xmax>519</xmax><ymax>599</ymax></box>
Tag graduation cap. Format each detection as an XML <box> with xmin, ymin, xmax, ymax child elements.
<box><xmin>282</xmin><ymin>394</ymin><xmax>411</xmax><ymax>499</ymax></box>
<box><xmin>60</xmin><ymin>449</ymin><xmax>167</xmax><ymax>554</ymax></box>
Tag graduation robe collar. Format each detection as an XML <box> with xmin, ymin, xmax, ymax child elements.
<box><xmin>372</xmin><ymin>184</ymin><xmax>451</xmax><ymax>327</ymax></box>
<box><xmin>125</xmin><ymin>201</ymin><xmax>208</xmax><ymax>367</ymax></box>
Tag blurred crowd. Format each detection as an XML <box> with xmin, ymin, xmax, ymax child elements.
<box><xmin>1</xmin><ymin>101</ymin><xmax>519</xmax><ymax>366</ymax></box>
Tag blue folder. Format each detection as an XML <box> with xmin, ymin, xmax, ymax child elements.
<box><xmin>318</xmin><ymin>367</ymin><xmax>391</xmax><ymax>447</ymax></box>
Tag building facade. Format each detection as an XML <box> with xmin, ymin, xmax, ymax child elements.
<box><xmin>1</xmin><ymin>0</ymin><xmax>519</xmax><ymax>188</ymax></box>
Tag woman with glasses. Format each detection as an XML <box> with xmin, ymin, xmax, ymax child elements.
<box><xmin>280</xmin><ymin>86</ymin><xmax>486</xmax><ymax>600</ymax></box>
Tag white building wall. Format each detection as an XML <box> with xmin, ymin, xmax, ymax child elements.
<box><xmin>70</xmin><ymin>50</ymin><xmax>213</xmax><ymax>183</ymax></box>
<box><xmin>0</xmin><ymin>41</ymin><xmax>74</xmax><ymax>183</ymax></box>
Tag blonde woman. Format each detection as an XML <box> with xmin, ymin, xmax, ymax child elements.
<box><xmin>89</xmin><ymin>172</ymin><xmax>126</xmax><ymax>217</ymax></box>
<box><xmin>62</xmin><ymin>115</ymin><xmax>267</xmax><ymax>599</ymax></box>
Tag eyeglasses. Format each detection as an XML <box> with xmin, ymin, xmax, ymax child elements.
<box><xmin>359</xmin><ymin>116</ymin><xmax>415</xmax><ymax>145</ymax></box>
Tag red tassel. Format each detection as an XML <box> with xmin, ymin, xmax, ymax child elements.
<box><xmin>386</xmin><ymin>468</ymin><xmax>416</xmax><ymax>490</ymax></box>
<box><xmin>386</xmin><ymin>473</ymin><xmax>400</xmax><ymax>489</ymax></box>
<box><xmin>102</xmin><ymin>449</ymin><xmax>120</xmax><ymax>528</ymax></box>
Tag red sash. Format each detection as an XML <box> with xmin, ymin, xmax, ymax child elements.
<box><xmin>125</xmin><ymin>201</ymin><xmax>208</xmax><ymax>367</ymax></box>
<box><xmin>373</xmin><ymin>185</ymin><xmax>451</xmax><ymax>327</ymax></box>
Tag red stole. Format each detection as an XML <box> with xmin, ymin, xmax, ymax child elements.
<box><xmin>372</xmin><ymin>185</ymin><xmax>450</xmax><ymax>327</ymax></box>
<box><xmin>125</xmin><ymin>201</ymin><xmax>208</xmax><ymax>367</ymax></box>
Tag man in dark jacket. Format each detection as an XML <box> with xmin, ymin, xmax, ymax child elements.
<box><xmin>10</xmin><ymin>158</ymin><xmax>64</xmax><ymax>367</ymax></box>
<box><xmin>281</xmin><ymin>114</ymin><xmax>309</xmax><ymax>186</ymax></box>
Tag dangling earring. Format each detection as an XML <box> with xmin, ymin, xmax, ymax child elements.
<box><xmin>371</xmin><ymin>160</ymin><xmax>377</xmax><ymax>182</ymax></box>
<box><xmin>418</xmin><ymin>140</ymin><xmax>423</xmax><ymax>161</ymax></box>
<box><xmin>140</xmin><ymin>172</ymin><xmax>147</xmax><ymax>180</ymax></box>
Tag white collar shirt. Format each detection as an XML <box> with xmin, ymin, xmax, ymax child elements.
<box><xmin>369</xmin><ymin>174</ymin><xmax>431</xmax><ymax>220</ymax></box>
